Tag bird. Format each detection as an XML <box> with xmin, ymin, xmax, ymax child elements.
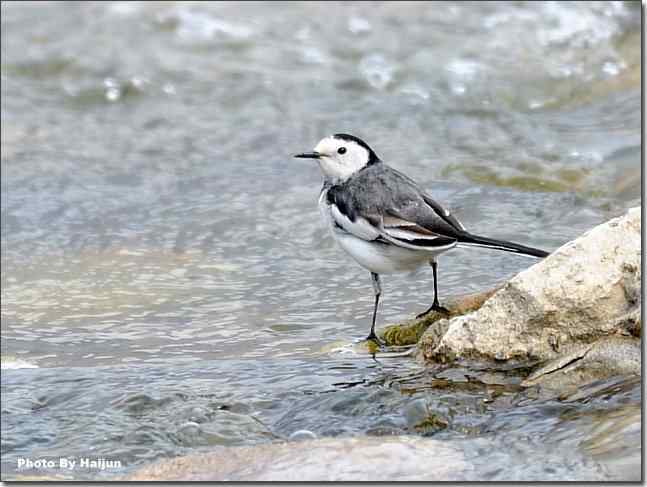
<box><xmin>294</xmin><ymin>133</ymin><xmax>549</xmax><ymax>345</ymax></box>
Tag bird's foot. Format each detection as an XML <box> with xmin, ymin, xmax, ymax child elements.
<box><xmin>359</xmin><ymin>334</ymin><xmax>417</xmax><ymax>356</ymax></box>
<box><xmin>364</xmin><ymin>333</ymin><xmax>385</xmax><ymax>349</ymax></box>
<box><xmin>416</xmin><ymin>302</ymin><xmax>450</xmax><ymax>319</ymax></box>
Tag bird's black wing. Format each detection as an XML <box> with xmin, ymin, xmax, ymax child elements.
<box><xmin>385</xmin><ymin>166</ymin><xmax>466</xmax><ymax>233</ymax></box>
<box><xmin>326</xmin><ymin>164</ymin><xmax>461</xmax><ymax>250</ymax></box>
<box><xmin>369</xmin><ymin>166</ymin><xmax>549</xmax><ymax>257</ymax></box>
<box><xmin>328</xmin><ymin>164</ymin><xmax>549</xmax><ymax>258</ymax></box>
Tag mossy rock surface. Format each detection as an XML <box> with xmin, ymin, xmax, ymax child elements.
<box><xmin>381</xmin><ymin>288</ymin><xmax>499</xmax><ymax>347</ymax></box>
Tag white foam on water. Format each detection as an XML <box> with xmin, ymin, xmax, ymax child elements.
<box><xmin>1</xmin><ymin>357</ymin><xmax>39</xmax><ymax>369</ymax></box>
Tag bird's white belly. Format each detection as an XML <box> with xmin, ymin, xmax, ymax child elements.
<box><xmin>334</xmin><ymin>232</ymin><xmax>435</xmax><ymax>274</ymax></box>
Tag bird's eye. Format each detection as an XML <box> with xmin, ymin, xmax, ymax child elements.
<box><xmin>337</xmin><ymin>147</ymin><xmax>347</xmax><ymax>155</ymax></box>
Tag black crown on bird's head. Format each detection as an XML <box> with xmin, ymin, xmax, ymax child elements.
<box><xmin>332</xmin><ymin>133</ymin><xmax>381</xmax><ymax>165</ymax></box>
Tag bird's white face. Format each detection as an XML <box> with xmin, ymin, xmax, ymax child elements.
<box><xmin>309</xmin><ymin>136</ymin><xmax>371</xmax><ymax>181</ymax></box>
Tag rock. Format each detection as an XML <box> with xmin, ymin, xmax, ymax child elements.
<box><xmin>124</xmin><ymin>436</ymin><xmax>468</xmax><ymax>481</ymax></box>
<box><xmin>611</xmin><ymin>306</ymin><xmax>641</xmax><ymax>338</ymax></box>
<box><xmin>419</xmin><ymin>207</ymin><xmax>641</xmax><ymax>366</ymax></box>
<box><xmin>122</xmin><ymin>423</ymin><xmax>638</xmax><ymax>481</ymax></box>
<box><xmin>382</xmin><ymin>288</ymin><xmax>499</xmax><ymax>346</ymax></box>
<box><xmin>521</xmin><ymin>337</ymin><xmax>641</xmax><ymax>389</ymax></box>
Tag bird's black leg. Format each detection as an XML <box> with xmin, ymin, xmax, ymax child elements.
<box><xmin>416</xmin><ymin>261</ymin><xmax>450</xmax><ymax>318</ymax></box>
<box><xmin>366</xmin><ymin>272</ymin><xmax>383</xmax><ymax>344</ymax></box>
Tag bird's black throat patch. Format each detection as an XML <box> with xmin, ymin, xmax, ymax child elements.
<box><xmin>327</xmin><ymin>183</ymin><xmax>357</xmax><ymax>222</ymax></box>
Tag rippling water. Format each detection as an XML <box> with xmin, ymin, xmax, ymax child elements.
<box><xmin>1</xmin><ymin>1</ymin><xmax>641</xmax><ymax>481</ymax></box>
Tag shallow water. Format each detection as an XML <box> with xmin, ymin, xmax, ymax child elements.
<box><xmin>1</xmin><ymin>1</ymin><xmax>641</xmax><ymax>481</ymax></box>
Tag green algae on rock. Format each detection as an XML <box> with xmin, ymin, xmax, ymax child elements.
<box><xmin>381</xmin><ymin>288</ymin><xmax>498</xmax><ymax>347</ymax></box>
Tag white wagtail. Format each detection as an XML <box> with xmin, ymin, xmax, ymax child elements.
<box><xmin>295</xmin><ymin>134</ymin><xmax>549</xmax><ymax>344</ymax></box>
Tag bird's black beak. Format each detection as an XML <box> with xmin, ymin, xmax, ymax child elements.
<box><xmin>294</xmin><ymin>151</ymin><xmax>321</xmax><ymax>159</ymax></box>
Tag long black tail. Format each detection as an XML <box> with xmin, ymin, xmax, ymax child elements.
<box><xmin>457</xmin><ymin>232</ymin><xmax>549</xmax><ymax>258</ymax></box>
